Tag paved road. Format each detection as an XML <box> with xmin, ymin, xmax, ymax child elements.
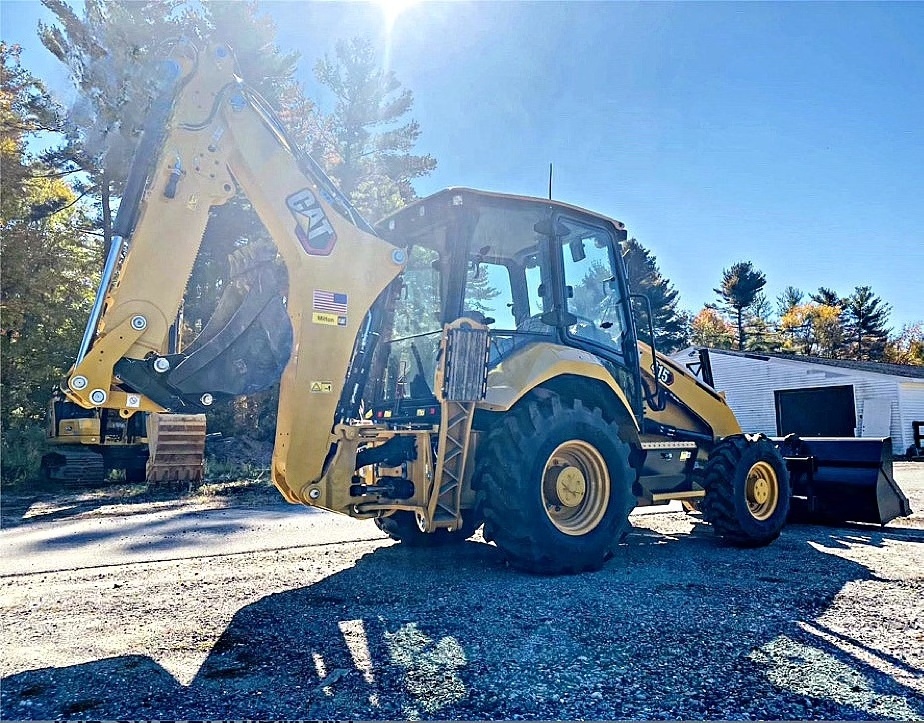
<box><xmin>0</xmin><ymin>495</ymin><xmax>682</xmax><ymax>577</ymax></box>
<box><xmin>0</xmin><ymin>500</ymin><xmax>385</xmax><ymax>577</ymax></box>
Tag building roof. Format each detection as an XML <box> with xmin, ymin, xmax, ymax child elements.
<box><xmin>704</xmin><ymin>348</ymin><xmax>924</xmax><ymax>380</ymax></box>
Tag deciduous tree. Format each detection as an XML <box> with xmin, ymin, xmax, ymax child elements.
<box><xmin>779</xmin><ymin>303</ymin><xmax>842</xmax><ymax>357</ymax></box>
<box><xmin>886</xmin><ymin>323</ymin><xmax>924</xmax><ymax>366</ymax></box>
<box><xmin>691</xmin><ymin>308</ymin><xmax>734</xmax><ymax>349</ymax></box>
<box><xmin>805</xmin><ymin>287</ymin><xmax>846</xmax><ymax>357</ymax></box>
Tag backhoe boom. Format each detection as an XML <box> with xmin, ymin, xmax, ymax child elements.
<box><xmin>62</xmin><ymin>42</ymin><xmax>405</xmax><ymax>499</ymax></box>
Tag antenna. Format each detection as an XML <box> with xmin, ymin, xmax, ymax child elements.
<box><xmin>548</xmin><ymin>163</ymin><xmax>553</xmax><ymax>200</ymax></box>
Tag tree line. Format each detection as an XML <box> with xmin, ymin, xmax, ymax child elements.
<box><xmin>687</xmin><ymin>261</ymin><xmax>921</xmax><ymax>364</ymax></box>
<box><xmin>618</xmin><ymin>249</ymin><xmax>921</xmax><ymax>365</ymax></box>
<box><xmin>2</xmin><ymin>1</ymin><xmax>920</xmax><ymax>482</ymax></box>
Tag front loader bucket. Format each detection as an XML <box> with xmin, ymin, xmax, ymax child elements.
<box><xmin>776</xmin><ymin>436</ymin><xmax>912</xmax><ymax>525</ymax></box>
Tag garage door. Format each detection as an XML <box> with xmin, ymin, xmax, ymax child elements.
<box><xmin>775</xmin><ymin>385</ymin><xmax>856</xmax><ymax>437</ymax></box>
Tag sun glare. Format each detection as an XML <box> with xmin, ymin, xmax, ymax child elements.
<box><xmin>376</xmin><ymin>0</ymin><xmax>420</xmax><ymax>73</ymax></box>
<box><xmin>377</xmin><ymin>0</ymin><xmax>418</xmax><ymax>32</ymax></box>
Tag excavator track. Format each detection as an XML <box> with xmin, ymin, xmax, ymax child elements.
<box><xmin>146</xmin><ymin>413</ymin><xmax>207</xmax><ymax>482</ymax></box>
<box><xmin>40</xmin><ymin>448</ymin><xmax>106</xmax><ymax>487</ymax></box>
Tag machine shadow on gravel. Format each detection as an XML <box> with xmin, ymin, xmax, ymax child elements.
<box><xmin>3</xmin><ymin>525</ymin><xmax>923</xmax><ymax>720</ymax></box>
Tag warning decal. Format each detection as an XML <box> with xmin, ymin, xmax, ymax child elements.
<box><xmin>310</xmin><ymin>381</ymin><xmax>334</xmax><ymax>394</ymax></box>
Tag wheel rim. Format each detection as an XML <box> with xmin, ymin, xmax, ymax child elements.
<box><xmin>541</xmin><ymin>440</ymin><xmax>610</xmax><ymax>536</ymax></box>
<box><xmin>746</xmin><ymin>460</ymin><xmax>779</xmax><ymax>521</ymax></box>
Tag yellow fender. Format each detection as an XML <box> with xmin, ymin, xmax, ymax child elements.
<box><xmin>479</xmin><ymin>341</ymin><xmax>638</xmax><ymax>429</ymax></box>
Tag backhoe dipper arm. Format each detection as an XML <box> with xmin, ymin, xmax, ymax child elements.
<box><xmin>63</xmin><ymin>43</ymin><xmax>406</xmax><ymax>502</ymax></box>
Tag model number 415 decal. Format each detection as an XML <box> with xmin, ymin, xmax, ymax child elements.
<box><xmin>287</xmin><ymin>188</ymin><xmax>337</xmax><ymax>256</ymax></box>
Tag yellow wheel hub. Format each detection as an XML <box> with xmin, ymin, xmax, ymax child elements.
<box><xmin>542</xmin><ymin>440</ymin><xmax>610</xmax><ymax>536</ymax></box>
<box><xmin>746</xmin><ymin>460</ymin><xmax>779</xmax><ymax>521</ymax></box>
<box><xmin>555</xmin><ymin>467</ymin><xmax>587</xmax><ymax>507</ymax></box>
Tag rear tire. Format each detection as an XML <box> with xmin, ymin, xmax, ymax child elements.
<box><xmin>476</xmin><ymin>394</ymin><xmax>635</xmax><ymax>574</ymax></box>
<box><xmin>701</xmin><ymin>434</ymin><xmax>790</xmax><ymax>547</ymax></box>
<box><xmin>375</xmin><ymin>511</ymin><xmax>480</xmax><ymax>547</ymax></box>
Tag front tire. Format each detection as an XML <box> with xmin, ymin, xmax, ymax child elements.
<box><xmin>701</xmin><ymin>434</ymin><xmax>791</xmax><ymax>547</ymax></box>
<box><xmin>476</xmin><ymin>394</ymin><xmax>636</xmax><ymax>574</ymax></box>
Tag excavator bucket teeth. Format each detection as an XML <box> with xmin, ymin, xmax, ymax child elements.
<box><xmin>777</xmin><ymin>436</ymin><xmax>912</xmax><ymax>526</ymax></box>
<box><xmin>146</xmin><ymin>413</ymin><xmax>207</xmax><ymax>482</ymax></box>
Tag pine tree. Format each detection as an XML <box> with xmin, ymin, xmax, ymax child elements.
<box><xmin>1</xmin><ymin>43</ymin><xmax>98</xmax><ymax>479</ymax></box>
<box><xmin>38</xmin><ymin>0</ymin><xmax>185</xmax><ymax>255</ymax></box>
<box><xmin>776</xmin><ymin>286</ymin><xmax>804</xmax><ymax>317</ymax></box>
<box><xmin>844</xmin><ymin>286</ymin><xmax>891</xmax><ymax>361</ymax></box>
<box><xmin>198</xmin><ymin>2</ymin><xmax>298</xmax><ymax>101</ymax></box>
<box><xmin>622</xmin><ymin>238</ymin><xmax>689</xmax><ymax>352</ymax></box>
<box><xmin>310</xmin><ymin>37</ymin><xmax>436</xmax><ymax>221</ymax></box>
<box><xmin>713</xmin><ymin>261</ymin><xmax>766</xmax><ymax>351</ymax></box>
<box><xmin>744</xmin><ymin>292</ymin><xmax>778</xmax><ymax>352</ymax></box>
<box><xmin>38</xmin><ymin>0</ymin><xmax>297</xmax><ymax>257</ymax></box>
<box><xmin>809</xmin><ymin>286</ymin><xmax>843</xmax><ymax>308</ymax></box>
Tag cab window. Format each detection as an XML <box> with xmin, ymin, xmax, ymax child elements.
<box><xmin>560</xmin><ymin>219</ymin><xmax>627</xmax><ymax>353</ymax></box>
<box><xmin>462</xmin><ymin>254</ymin><xmax>516</xmax><ymax>329</ymax></box>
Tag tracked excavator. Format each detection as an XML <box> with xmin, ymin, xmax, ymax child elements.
<box><xmin>47</xmin><ymin>42</ymin><xmax>910</xmax><ymax>572</ymax></box>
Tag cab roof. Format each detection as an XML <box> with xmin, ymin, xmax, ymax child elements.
<box><xmin>374</xmin><ymin>187</ymin><xmax>627</xmax><ymax>237</ymax></box>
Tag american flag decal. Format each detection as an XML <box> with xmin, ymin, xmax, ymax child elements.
<box><xmin>313</xmin><ymin>290</ymin><xmax>348</xmax><ymax>315</ymax></box>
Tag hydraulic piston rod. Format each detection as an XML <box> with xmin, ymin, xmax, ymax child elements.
<box><xmin>74</xmin><ymin>235</ymin><xmax>126</xmax><ymax>367</ymax></box>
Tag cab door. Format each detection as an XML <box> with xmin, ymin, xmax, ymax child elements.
<box><xmin>554</xmin><ymin>215</ymin><xmax>643</xmax><ymax>420</ymax></box>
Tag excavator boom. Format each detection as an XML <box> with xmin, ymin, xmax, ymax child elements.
<box><xmin>60</xmin><ymin>42</ymin><xmax>405</xmax><ymax>496</ymax></box>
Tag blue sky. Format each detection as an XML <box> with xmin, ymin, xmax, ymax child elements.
<box><xmin>4</xmin><ymin>1</ymin><xmax>922</xmax><ymax>330</ymax></box>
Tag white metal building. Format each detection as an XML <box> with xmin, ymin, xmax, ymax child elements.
<box><xmin>672</xmin><ymin>348</ymin><xmax>924</xmax><ymax>456</ymax></box>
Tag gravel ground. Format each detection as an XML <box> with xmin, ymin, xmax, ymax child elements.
<box><xmin>1</xmin><ymin>463</ymin><xmax>922</xmax><ymax>720</ymax></box>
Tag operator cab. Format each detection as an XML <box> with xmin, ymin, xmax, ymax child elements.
<box><xmin>369</xmin><ymin>188</ymin><xmax>642</xmax><ymax>423</ymax></box>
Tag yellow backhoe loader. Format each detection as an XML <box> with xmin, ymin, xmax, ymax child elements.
<box><xmin>47</xmin><ymin>42</ymin><xmax>910</xmax><ymax>572</ymax></box>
